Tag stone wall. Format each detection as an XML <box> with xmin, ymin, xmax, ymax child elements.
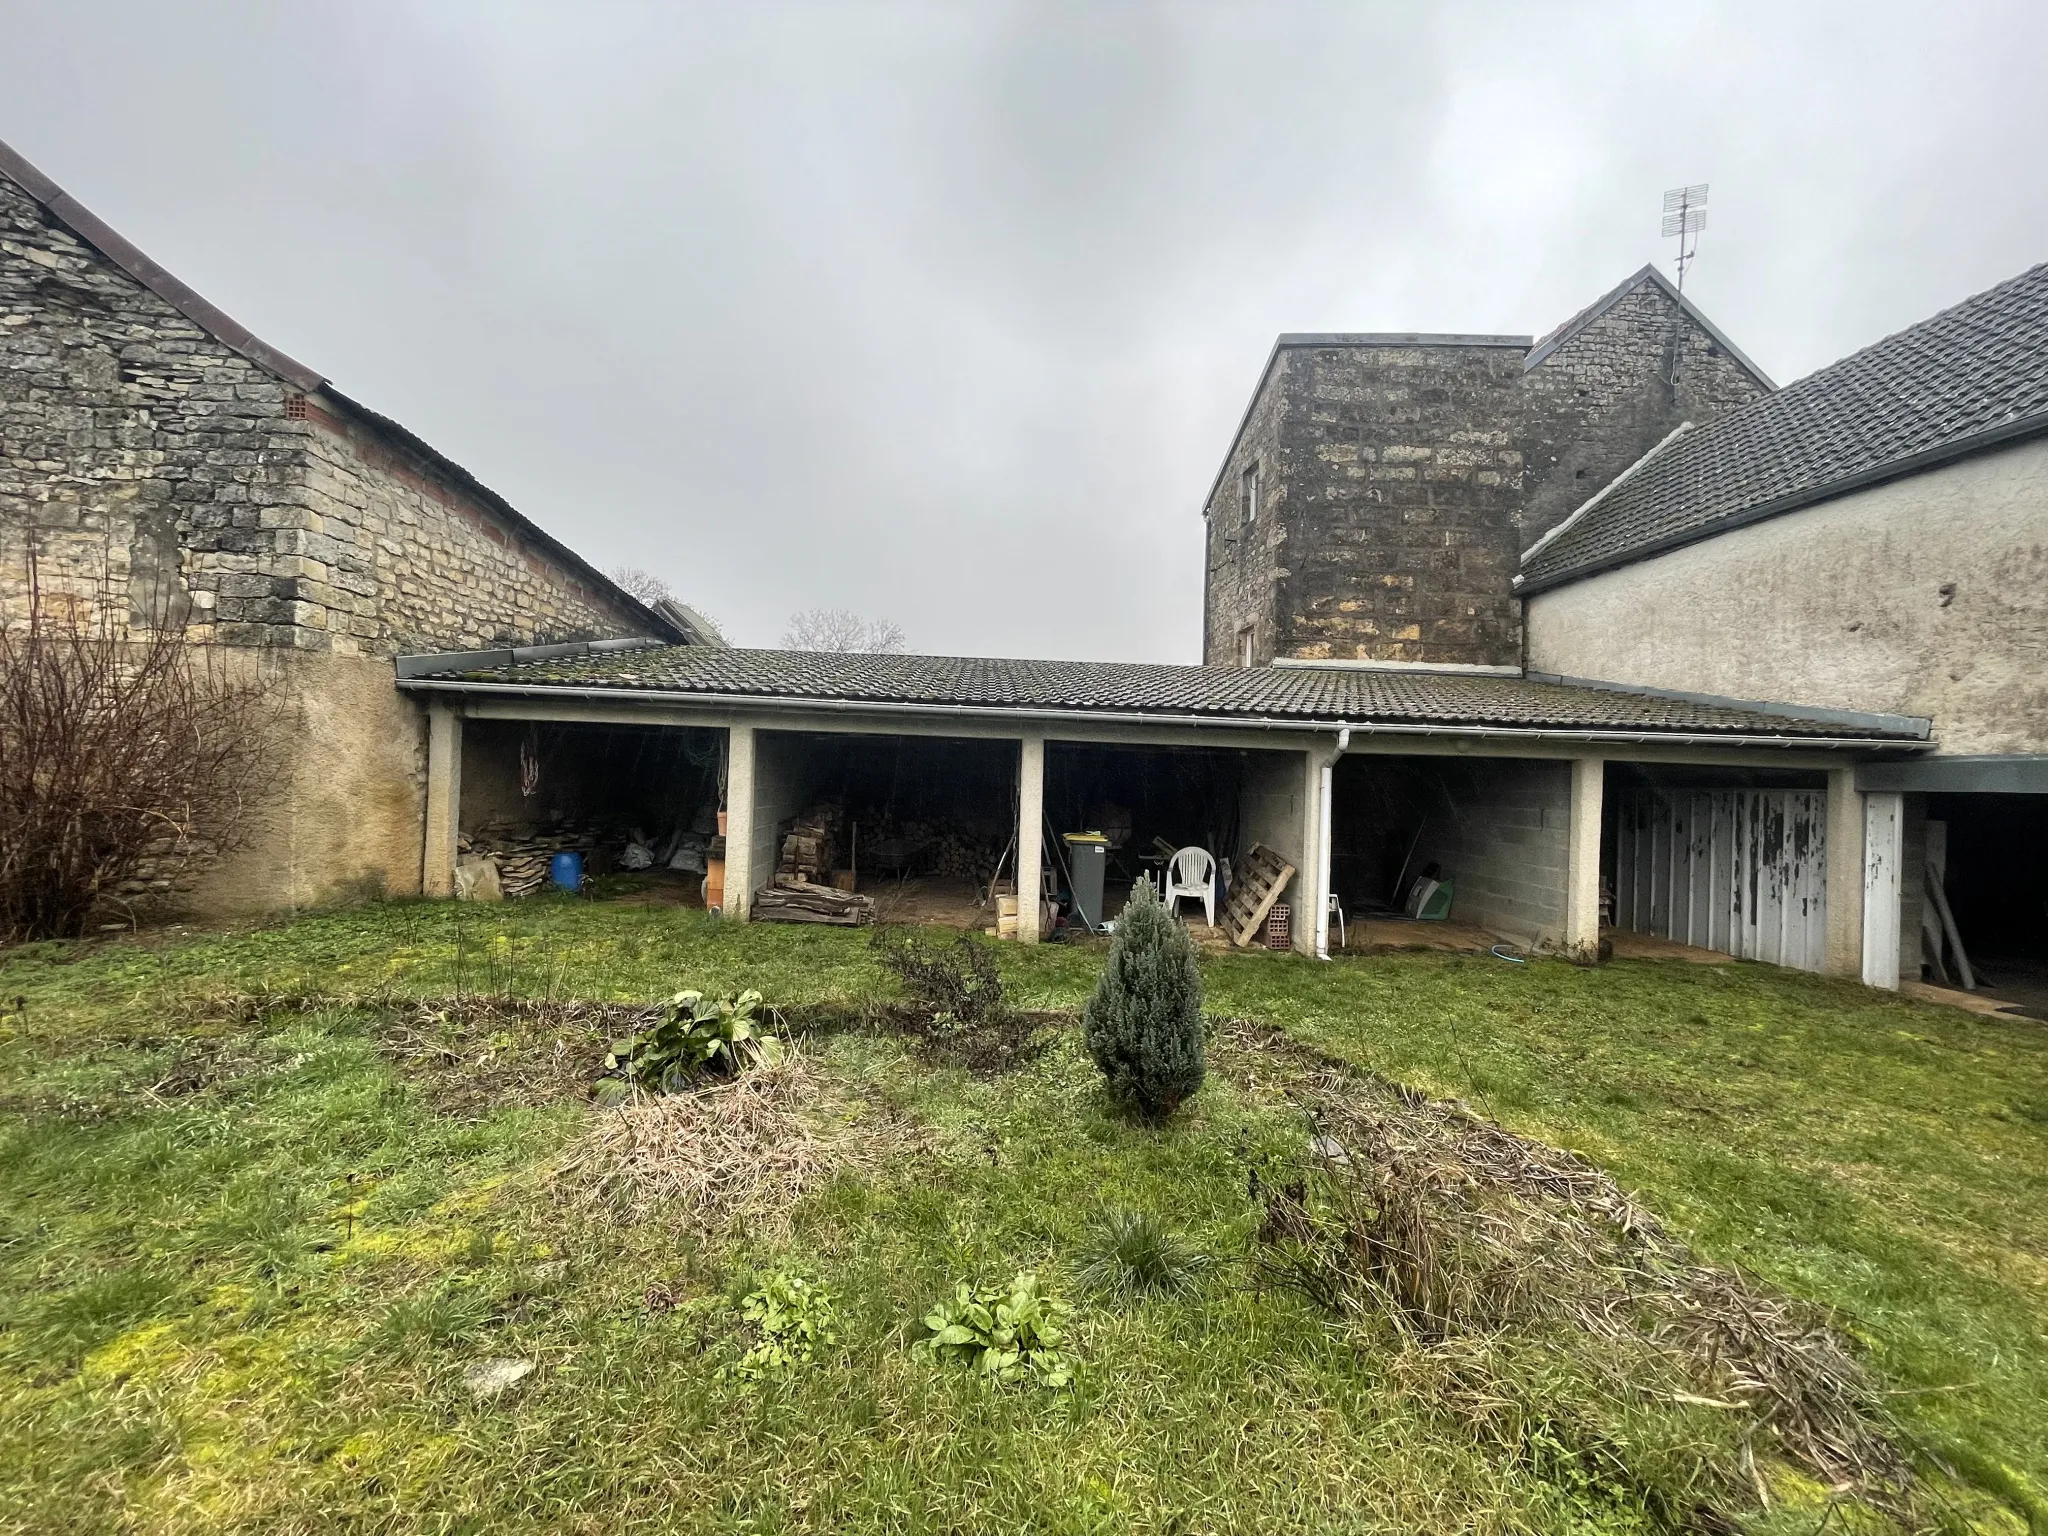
<box><xmin>1271</xmin><ymin>341</ymin><xmax>1529</xmax><ymax>667</ymax></box>
<box><xmin>290</xmin><ymin>397</ymin><xmax>645</xmax><ymax>655</ymax></box>
<box><xmin>3</xmin><ymin>157</ymin><xmax>666</xmax><ymax>918</ymax></box>
<box><xmin>1517</xmin><ymin>281</ymin><xmax>1771</xmax><ymax>546</ymax></box>
<box><xmin>2</xmin><ymin>163</ymin><xmax>650</xmax><ymax>654</ymax></box>
<box><xmin>1201</xmin><ymin>352</ymin><xmax>1291</xmax><ymax>665</ymax></box>
<box><xmin>1</xmin><ymin>172</ymin><xmax>295</xmax><ymax>632</ymax></box>
<box><xmin>1198</xmin><ymin>273</ymin><xmax>1772</xmax><ymax>670</ymax></box>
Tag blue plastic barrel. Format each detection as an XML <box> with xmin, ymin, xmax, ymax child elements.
<box><xmin>549</xmin><ymin>851</ymin><xmax>584</xmax><ymax>893</ymax></box>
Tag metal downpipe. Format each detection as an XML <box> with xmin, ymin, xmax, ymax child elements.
<box><xmin>1314</xmin><ymin>726</ymin><xmax>1351</xmax><ymax>959</ymax></box>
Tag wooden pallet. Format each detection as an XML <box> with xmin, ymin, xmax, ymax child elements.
<box><xmin>1221</xmin><ymin>843</ymin><xmax>1296</xmax><ymax>948</ymax></box>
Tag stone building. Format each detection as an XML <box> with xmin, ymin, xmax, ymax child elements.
<box><xmin>1201</xmin><ymin>267</ymin><xmax>1772</xmax><ymax>670</ymax></box>
<box><xmin>0</xmin><ymin>137</ymin><xmax>686</xmax><ymax>915</ymax></box>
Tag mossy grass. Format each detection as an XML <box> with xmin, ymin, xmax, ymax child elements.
<box><xmin>0</xmin><ymin>898</ymin><xmax>2043</xmax><ymax>1530</ymax></box>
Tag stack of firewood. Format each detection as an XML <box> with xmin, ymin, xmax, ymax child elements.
<box><xmin>459</xmin><ymin>821</ymin><xmax>605</xmax><ymax>897</ymax></box>
<box><xmin>753</xmin><ymin>881</ymin><xmax>875</xmax><ymax>925</ymax></box>
<box><xmin>775</xmin><ymin>803</ymin><xmax>844</xmax><ymax>884</ymax></box>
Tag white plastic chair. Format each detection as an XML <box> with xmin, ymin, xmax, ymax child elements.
<box><xmin>1326</xmin><ymin>891</ymin><xmax>1346</xmax><ymax>949</ymax></box>
<box><xmin>1164</xmin><ymin>846</ymin><xmax>1216</xmax><ymax>927</ymax></box>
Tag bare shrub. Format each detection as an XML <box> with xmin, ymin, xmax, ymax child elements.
<box><xmin>0</xmin><ymin>555</ymin><xmax>279</xmax><ymax>940</ymax></box>
<box><xmin>872</xmin><ymin>926</ymin><xmax>1009</xmax><ymax>1033</ymax></box>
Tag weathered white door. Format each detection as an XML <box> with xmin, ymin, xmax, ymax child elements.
<box><xmin>1612</xmin><ymin>789</ymin><xmax>1829</xmax><ymax>972</ymax></box>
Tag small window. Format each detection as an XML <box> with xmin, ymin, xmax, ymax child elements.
<box><xmin>1240</xmin><ymin>462</ymin><xmax>1259</xmax><ymax>528</ymax></box>
<box><xmin>1238</xmin><ymin>625</ymin><xmax>1256</xmax><ymax>668</ymax></box>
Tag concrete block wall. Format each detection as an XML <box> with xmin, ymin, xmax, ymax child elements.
<box><xmin>747</xmin><ymin>731</ymin><xmax>823</xmax><ymax>903</ymax></box>
<box><xmin>1412</xmin><ymin>757</ymin><xmax>1572</xmax><ymax>943</ymax></box>
<box><xmin>1237</xmin><ymin>746</ymin><xmax>1313</xmax><ymax>950</ymax></box>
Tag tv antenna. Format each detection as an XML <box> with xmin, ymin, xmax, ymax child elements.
<box><xmin>1662</xmin><ymin>184</ymin><xmax>1708</xmax><ymax>290</ymax></box>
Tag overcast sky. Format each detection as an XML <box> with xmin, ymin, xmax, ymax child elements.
<box><xmin>6</xmin><ymin>1</ymin><xmax>2046</xmax><ymax>659</ymax></box>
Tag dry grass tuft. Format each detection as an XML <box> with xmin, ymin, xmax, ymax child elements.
<box><xmin>551</xmin><ymin>1050</ymin><xmax>917</xmax><ymax>1234</ymax></box>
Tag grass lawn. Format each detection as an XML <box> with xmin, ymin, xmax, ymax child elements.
<box><xmin>1</xmin><ymin>895</ymin><xmax>2044</xmax><ymax>1533</ymax></box>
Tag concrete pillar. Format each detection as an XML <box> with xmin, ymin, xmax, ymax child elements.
<box><xmin>1017</xmin><ymin>733</ymin><xmax>1045</xmax><ymax>943</ymax></box>
<box><xmin>724</xmin><ymin>723</ymin><xmax>757</xmax><ymax>920</ymax></box>
<box><xmin>1296</xmin><ymin>748</ymin><xmax>1321</xmax><ymax>954</ymax></box>
<box><xmin>1824</xmin><ymin>767</ymin><xmax>1866</xmax><ymax>976</ymax></box>
<box><xmin>422</xmin><ymin>704</ymin><xmax>462</xmax><ymax>898</ymax></box>
<box><xmin>1565</xmin><ymin>755</ymin><xmax>1604</xmax><ymax>962</ymax></box>
<box><xmin>1861</xmin><ymin>790</ymin><xmax>1903</xmax><ymax>989</ymax></box>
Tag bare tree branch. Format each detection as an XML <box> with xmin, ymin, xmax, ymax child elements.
<box><xmin>607</xmin><ymin>566</ymin><xmax>678</xmax><ymax>606</ymax></box>
<box><xmin>780</xmin><ymin>609</ymin><xmax>910</xmax><ymax>654</ymax></box>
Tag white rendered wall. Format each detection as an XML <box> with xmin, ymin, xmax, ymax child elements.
<box><xmin>1526</xmin><ymin>436</ymin><xmax>2048</xmax><ymax>756</ymax></box>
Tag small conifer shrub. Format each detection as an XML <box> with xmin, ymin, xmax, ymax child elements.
<box><xmin>1083</xmin><ymin>877</ymin><xmax>1206</xmax><ymax>1116</ymax></box>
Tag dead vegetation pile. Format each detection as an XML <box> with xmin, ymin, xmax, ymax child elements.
<box><xmin>550</xmin><ymin>1049</ymin><xmax>919</xmax><ymax>1234</ymax></box>
<box><xmin>1223</xmin><ymin>1019</ymin><xmax>1917</xmax><ymax>1525</ymax></box>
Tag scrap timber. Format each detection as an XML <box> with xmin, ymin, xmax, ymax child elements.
<box><xmin>1222</xmin><ymin>842</ymin><xmax>1296</xmax><ymax>948</ymax></box>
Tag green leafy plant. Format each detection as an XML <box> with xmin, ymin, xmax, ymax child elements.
<box><xmin>723</xmin><ymin>1270</ymin><xmax>838</xmax><ymax>1383</ymax></box>
<box><xmin>917</xmin><ymin>1272</ymin><xmax>1075</xmax><ymax>1389</ymax></box>
<box><xmin>601</xmin><ymin>988</ymin><xmax>778</xmax><ymax>1097</ymax></box>
<box><xmin>1074</xmin><ymin>1209</ymin><xmax>1215</xmax><ymax>1301</ymax></box>
<box><xmin>1083</xmin><ymin>877</ymin><xmax>1206</xmax><ymax>1117</ymax></box>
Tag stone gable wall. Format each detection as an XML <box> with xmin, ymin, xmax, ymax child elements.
<box><xmin>2</xmin><ymin>167</ymin><xmax>647</xmax><ymax>655</ymax></box>
<box><xmin>1</xmin><ymin>173</ymin><xmax>296</xmax><ymax>632</ymax></box>
<box><xmin>1516</xmin><ymin>283</ymin><xmax>1770</xmax><ymax>546</ymax></box>
<box><xmin>287</xmin><ymin>398</ymin><xmax>641</xmax><ymax>655</ymax></box>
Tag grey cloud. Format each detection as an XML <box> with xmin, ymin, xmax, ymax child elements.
<box><xmin>4</xmin><ymin>0</ymin><xmax>2044</xmax><ymax>658</ymax></box>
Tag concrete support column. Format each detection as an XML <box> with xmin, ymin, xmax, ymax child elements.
<box><xmin>1295</xmin><ymin>749</ymin><xmax>1321</xmax><ymax>954</ymax></box>
<box><xmin>1824</xmin><ymin>767</ymin><xmax>1866</xmax><ymax>976</ymax></box>
<box><xmin>724</xmin><ymin>723</ymin><xmax>757</xmax><ymax>920</ymax></box>
<box><xmin>1017</xmin><ymin>733</ymin><xmax>1046</xmax><ymax>943</ymax></box>
<box><xmin>1312</xmin><ymin>729</ymin><xmax>1350</xmax><ymax>959</ymax></box>
<box><xmin>1861</xmin><ymin>790</ymin><xmax>1903</xmax><ymax>989</ymax></box>
<box><xmin>1565</xmin><ymin>755</ymin><xmax>1604</xmax><ymax>962</ymax></box>
<box><xmin>422</xmin><ymin>704</ymin><xmax>462</xmax><ymax>898</ymax></box>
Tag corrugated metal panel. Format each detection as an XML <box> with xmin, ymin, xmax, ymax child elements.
<box><xmin>1614</xmin><ymin>789</ymin><xmax>1828</xmax><ymax>972</ymax></box>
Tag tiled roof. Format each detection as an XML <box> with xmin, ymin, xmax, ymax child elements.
<box><xmin>400</xmin><ymin>645</ymin><xmax>1918</xmax><ymax>741</ymax></box>
<box><xmin>1521</xmin><ymin>261</ymin><xmax>2048</xmax><ymax>591</ymax></box>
